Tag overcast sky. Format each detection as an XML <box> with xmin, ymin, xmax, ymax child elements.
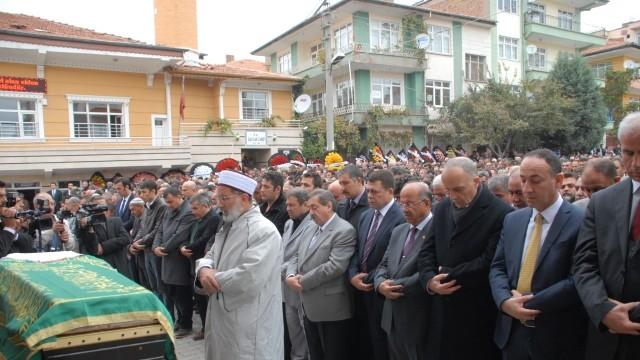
<box><xmin>0</xmin><ymin>0</ymin><xmax>635</xmax><ymax>64</ymax></box>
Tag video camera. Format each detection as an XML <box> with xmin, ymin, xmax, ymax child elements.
<box><xmin>5</xmin><ymin>191</ymin><xmax>19</xmax><ymax>208</ymax></box>
<box><xmin>77</xmin><ymin>204</ymin><xmax>108</xmax><ymax>226</ymax></box>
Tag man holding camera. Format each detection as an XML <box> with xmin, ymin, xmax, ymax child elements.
<box><xmin>28</xmin><ymin>192</ymin><xmax>77</xmax><ymax>253</ymax></box>
<box><xmin>76</xmin><ymin>195</ymin><xmax>131</xmax><ymax>277</ymax></box>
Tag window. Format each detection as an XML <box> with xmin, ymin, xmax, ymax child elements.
<box><xmin>335</xmin><ymin>81</ymin><xmax>353</xmax><ymax>108</ymax></box>
<box><xmin>592</xmin><ymin>63</ymin><xmax>613</xmax><ymax>80</ymax></box>
<box><xmin>558</xmin><ymin>10</ymin><xmax>574</xmax><ymax>30</ymax></box>
<box><xmin>425</xmin><ymin>80</ymin><xmax>451</xmax><ymax>107</ymax></box>
<box><xmin>528</xmin><ymin>3</ymin><xmax>545</xmax><ymax>24</ymax></box>
<box><xmin>498</xmin><ymin>0</ymin><xmax>517</xmax><ymax>14</ymax></box>
<box><xmin>71</xmin><ymin>101</ymin><xmax>125</xmax><ymax>138</ymax></box>
<box><xmin>0</xmin><ymin>97</ymin><xmax>38</xmax><ymax>138</ymax></box>
<box><xmin>465</xmin><ymin>54</ymin><xmax>487</xmax><ymax>82</ymax></box>
<box><xmin>372</xmin><ymin>78</ymin><xmax>402</xmax><ymax>106</ymax></box>
<box><xmin>311</xmin><ymin>93</ymin><xmax>325</xmax><ymax>116</ymax></box>
<box><xmin>528</xmin><ymin>47</ymin><xmax>546</xmax><ymax>70</ymax></box>
<box><xmin>241</xmin><ymin>91</ymin><xmax>269</xmax><ymax>120</ymax></box>
<box><xmin>499</xmin><ymin>36</ymin><xmax>518</xmax><ymax>60</ymax></box>
<box><xmin>278</xmin><ymin>52</ymin><xmax>291</xmax><ymax>73</ymax></box>
<box><xmin>370</xmin><ymin>20</ymin><xmax>400</xmax><ymax>51</ymax></box>
<box><xmin>334</xmin><ymin>24</ymin><xmax>353</xmax><ymax>52</ymax></box>
<box><xmin>310</xmin><ymin>43</ymin><xmax>324</xmax><ymax>65</ymax></box>
<box><xmin>426</xmin><ymin>25</ymin><xmax>450</xmax><ymax>54</ymax></box>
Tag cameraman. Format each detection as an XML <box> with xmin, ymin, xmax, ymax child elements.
<box><xmin>1</xmin><ymin>180</ymin><xmax>16</xmax><ymax>257</ymax></box>
<box><xmin>29</xmin><ymin>192</ymin><xmax>77</xmax><ymax>253</ymax></box>
<box><xmin>76</xmin><ymin>196</ymin><xmax>131</xmax><ymax>278</ymax></box>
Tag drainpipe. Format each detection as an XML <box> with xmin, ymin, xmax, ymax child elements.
<box><xmin>164</xmin><ymin>72</ymin><xmax>173</xmax><ymax>144</ymax></box>
<box><xmin>219</xmin><ymin>81</ymin><xmax>226</xmax><ymax>119</ymax></box>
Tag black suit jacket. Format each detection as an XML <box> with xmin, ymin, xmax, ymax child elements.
<box><xmin>337</xmin><ymin>189</ymin><xmax>369</xmax><ymax>230</ymax></box>
<box><xmin>115</xmin><ymin>194</ymin><xmax>134</xmax><ymax>232</ymax></box>
<box><xmin>79</xmin><ymin>217</ymin><xmax>131</xmax><ymax>278</ymax></box>
<box><xmin>48</xmin><ymin>189</ymin><xmax>64</xmax><ymax>210</ymax></box>
<box><xmin>573</xmin><ymin>178</ymin><xmax>638</xmax><ymax>360</ymax></box>
<box><xmin>0</xmin><ymin>229</ymin><xmax>14</xmax><ymax>257</ymax></box>
<box><xmin>348</xmin><ymin>201</ymin><xmax>405</xmax><ymax>283</ymax></box>
<box><xmin>260</xmin><ymin>193</ymin><xmax>288</xmax><ymax>235</ymax></box>
<box><xmin>417</xmin><ymin>185</ymin><xmax>513</xmax><ymax>360</ymax></box>
<box><xmin>185</xmin><ymin>209</ymin><xmax>220</xmax><ymax>274</ymax></box>
<box><xmin>490</xmin><ymin>201</ymin><xmax>586</xmax><ymax>359</ymax></box>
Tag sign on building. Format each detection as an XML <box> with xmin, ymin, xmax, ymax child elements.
<box><xmin>0</xmin><ymin>76</ymin><xmax>47</xmax><ymax>93</ymax></box>
<box><xmin>245</xmin><ymin>130</ymin><xmax>267</xmax><ymax>146</ymax></box>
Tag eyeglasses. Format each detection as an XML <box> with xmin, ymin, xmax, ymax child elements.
<box><xmin>216</xmin><ymin>194</ymin><xmax>240</xmax><ymax>202</ymax></box>
<box><xmin>398</xmin><ymin>200</ymin><xmax>426</xmax><ymax>208</ymax></box>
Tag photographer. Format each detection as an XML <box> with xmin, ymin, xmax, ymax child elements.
<box><xmin>1</xmin><ymin>180</ymin><xmax>16</xmax><ymax>257</ymax></box>
<box><xmin>76</xmin><ymin>196</ymin><xmax>131</xmax><ymax>278</ymax></box>
<box><xmin>28</xmin><ymin>192</ymin><xmax>77</xmax><ymax>253</ymax></box>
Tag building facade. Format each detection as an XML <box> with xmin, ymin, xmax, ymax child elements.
<box><xmin>253</xmin><ymin>0</ymin><xmax>495</xmax><ymax>150</ymax></box>
<box><xmin>0</xmin><ymin>9</ymin><xmax>301</xmax><ymax>196</ymax></box>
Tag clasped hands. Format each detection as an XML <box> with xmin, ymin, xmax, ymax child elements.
<box><xmin>198</xmin><ymin>267</ymin><xmax>221</xmax><ymax>295</ymax></box>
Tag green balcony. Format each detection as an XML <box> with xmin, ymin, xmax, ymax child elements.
<box><xmin>300</xmin><ymin>103</ymin><xmax>428</xmax><ymax>127</ymax></box>
<box><xmin>524</xmin><ymin>12</ymin><xmax>607</xmax><ymax>49</ymax></box>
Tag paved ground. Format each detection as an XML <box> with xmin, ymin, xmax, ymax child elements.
<box><xmin>174</xmin><ymin>311</ymin><xmax>205</xmax><ymax>360</ymax></box>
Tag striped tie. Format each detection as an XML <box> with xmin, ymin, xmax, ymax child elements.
<box><xmin>517</xmin><ymin>213</ymin><xmax>544</xmax><ymax>294</ymax></box>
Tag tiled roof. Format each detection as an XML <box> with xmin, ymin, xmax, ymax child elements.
<box><xmin>582</xmin><ymin>38</ymin><xmax>628</xmax><ymax>55</ymax></box>
<box><xmin>175</xmin><ymin>59</ymin><xmax>300</xmax><ymax>82</ymax></box>
<box><xmin>0</xmin><ymin>11</ymin><xmax>145</xmax><ymax>44</ymax></box>
<box><xmin>416</xmin><ymin>0</ymin><xmax>489</xmax><ymax>21</ymax></box>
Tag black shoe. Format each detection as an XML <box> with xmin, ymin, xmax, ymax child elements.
<box><xmin>174</xmin><ymin>328</ymin><xmax>193</xmax><ymax>339</ymax></box>
<box><xmin>192</xmin><ymin>330</ymin><xmax>205</xmax><ymax>341</ymax></box>
<box><xmin>173</xmin><ymin>322</ymin><xmax>181</xmax><ymax>331</ymax></box>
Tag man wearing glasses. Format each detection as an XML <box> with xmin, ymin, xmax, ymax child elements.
<box><xmin>490</xmin><ymin>149</ymin><xmax>586</xmax><ymax>360</ymax></box>
<box><xmin>573</xmin><ymin>158</ymin><xmax>619</xmax><ymax>209</ymax></box>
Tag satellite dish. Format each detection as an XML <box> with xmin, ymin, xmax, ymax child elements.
<box><xmin>294</xmin><ymin>94</ymin><xmax>312</xmax><ymax>113</ymax></box>
<box><xmin>526</xmin><ymin>44</ymin><xmax>538</xmax><ymax>55</ymax></box>
<box><xmin>624</xmin><ymin>59</ymin><xmax>637</xmax><ymax>69</ymax></box>
<box><xmin>416</xmin><ymin>33</ymin><xmax>431</xmax><ymax>49</ymax></box>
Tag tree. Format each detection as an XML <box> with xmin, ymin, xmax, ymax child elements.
<box><xmin>601</xmin><ymin>69</ymin><xmax>637</xmax><ymax>135</ymax></box>
<box><xmin>301</xmin><ymin>116</ymin><xmax>361</xmax><ymax>161</ymax></box>
<box><xmin>442</xmin><ymin>79</ymin><xmax>571</xmax><ymax>158</ymax></box>
<box><xmin>548</xmin><ymin>54</ymin><xmax>607</xmax><ymax>152</ymax></box>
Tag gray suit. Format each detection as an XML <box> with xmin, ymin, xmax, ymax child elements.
<box><xmin>287</xmin><ymin>214</ymin><xmax>356</xmax><ymax>360</ymax></box>
<box><xmin>282</xmin><ymin>214</ymin><xmax>314</xmax><ymax>360</ymax></box>
<box><xmin>152</xmin><ymin>200</ymin><xmax>195</xmax><ymax>286</ymax></box>
<box><xmin>374</xmin><ymin>220</ymin><xmax>431</xmax><ymax>360</ymax></box>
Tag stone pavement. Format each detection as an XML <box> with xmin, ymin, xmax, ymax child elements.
<box><xmin>174</xmin><ymin>311</ymin><xmax>205</xmax><ymax>360</ymax></box>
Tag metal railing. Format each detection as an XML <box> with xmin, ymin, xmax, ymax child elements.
<box><xmin>0</xmin><ymin>136</ymin><xmax>189</xmax><ymax>148</ymax></box>
<box><xmin>524</xmin><ymin>11</ymin><xmax>607</xmax><ymax>36</ymax></box>
<box><xmin>179</xmin><ymin>119</ymin><xmax>302</xmax><ymax>137</ymax></box>
<box><xmin>299</xmin><ymin>103</ymin><xmax>428</xmax><ymax>122</ymax></box>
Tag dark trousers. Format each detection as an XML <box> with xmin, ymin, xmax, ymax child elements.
<box><xmin>503</xmin><ymin>321</ymin><xmax>534</xmax><ymax>360</ymax></box>
<box><xmin>283</xmin><ymin>303</ymin><xmax>291</xmax><ymax>360</ymax></box>
<box><xmin>362</xmin><ymin>291</ymin><xmax>389</xmax><ymax>360</ymax></box>
<box><xmin>304</xmin><ymin>317</ymin><xmax>350</xmax><ymax>360</ymax></box>
<box><xmin>353</xmin><ymin>294</ymin><xmax>374</xmax><ymax>359</ymax></box>
<box><xmin>194</xmin><ymin>293</ymin><xmax>208</xmax><ymax>329</ymax></box>
<box><xmin>165</xmin><ymin>284</ymin><xmax>193</xmax><ymax>330</ymax></box>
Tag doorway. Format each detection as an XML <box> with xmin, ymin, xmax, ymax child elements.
<box><xmin>152</xmin><ymin>115</ymin><xmax>171</xmax><ymax>146</ymax></box>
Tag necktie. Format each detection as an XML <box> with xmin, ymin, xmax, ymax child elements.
<box><xmin>120</xmin><ymin>197</ymin><xmax>127</xmax><ymax>216</ymax></box>
<box><xmin>308</xmin><ymin>227</ymin><xmax>322</xmax><ymax>250</ymax></box>
<box><xmin>402</xmin><ymin>226</ymin><xmax>419</xmax><ymax>258</ymax></box>
<box><xmin>632</xmin><ymin>197</ymin><xmax>640</xmax><ymax>242</ymax></box>
<box><xmin>361</xmin><ymin>210</ymin><xmax>382</xmax><ymax>272</ymax></box>
<box><xmin>517</xmin><ymin>213</ymin><xmax>544</xmax><ymax>293</ymax></box>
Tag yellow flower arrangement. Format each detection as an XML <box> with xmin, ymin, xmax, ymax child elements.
<box><xmin>325</xmin><ymin>151</ymin><xmax>345</xmax><ymax>171</ymax></box>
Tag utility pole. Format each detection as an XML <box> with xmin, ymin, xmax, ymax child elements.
<box><xmin>321</xmin><ymin>4</ymin><xmax>335</xmax><ymax>151</ymax></box>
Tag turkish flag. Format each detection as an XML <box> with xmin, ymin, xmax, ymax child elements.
<box><xmin>179</xmin><ymin>94</ymin><xmax>185</xmax><ymax>121</ymax></box>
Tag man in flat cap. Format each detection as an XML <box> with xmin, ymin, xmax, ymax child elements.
<box><xmin>195</xmin><ymin>170</ymin><xmax>284</xmax><ymax>360</ymax></box>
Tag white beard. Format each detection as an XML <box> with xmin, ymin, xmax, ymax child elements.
<box><xmin>222</xmin><ymin>202</ymin><xmax>243</xmax><ymax>223</ymax></box>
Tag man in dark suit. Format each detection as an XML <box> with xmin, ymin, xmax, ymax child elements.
<box><xmin>114</xmin><ymin>178</ymin><xmax>135</xmax><ymax>232</ymax></box>
<box><xmin>337</xmin><ymin>165</ymin><xmax>369</xmax><ymax>229</ymax></box>
<box><xmin>181</xmin><ymin>192</ymin><xmax>219</xmax><ymax>341</ymax></box>
<box><xmin>348</xmin><ymin>169</ymin><xmax>405</xmax><ymax>360</ymax></box>
<box><xmin>260</xmin><ymin>171</ymin><xmax>289</xmax><ymax>235</ymax></box>
<box><xmin>573</xmin><ymin>112</ymin><xmax>640</xmax><ymax>360</ymax></box>
<box><xmin>152</xmin><ymin>186</ymin><xmax>196</xmax><ymax>338</ymax></box>
<box><xmin>418</xmin><ymin>157</ymin><xmax>513</xmax><ymax>360</ymax></box>
<box><xmin>374</xmin><ymin>181</ymin><xmax>433</xmax><ymax>360</ymax></box>
<box><xmin>490</xmin><ymin>148</ymin><xmax>586</xmax><ymax>360</ymax></box>
<box><xmin>286</xmin><ymin>189</ymin><xmax>356</xmax><ymax>360</ymax></box>
<box><xmin>48</xmin><ymin>182</ymin><xmax>64</xmax><ymax>212</ymax></box>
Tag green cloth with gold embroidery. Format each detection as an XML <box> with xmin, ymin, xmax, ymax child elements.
<box><xmin>0</xmin><ymin>255</ymin><xmax>175</xmax><ymax>360</ymax></box>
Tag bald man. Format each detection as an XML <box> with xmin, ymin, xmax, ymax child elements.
<box><xmin>328</xmin><ymin>180</ymin><xmax>345</xmax><ymax>202</ymax></box>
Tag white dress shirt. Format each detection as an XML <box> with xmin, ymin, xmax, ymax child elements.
<box><xmin>520</xmin><ymin>195</ymin><xmax>564</xmax><ymax>264</ymax></box>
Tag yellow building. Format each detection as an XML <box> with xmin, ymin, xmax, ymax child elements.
<box><xmin>583</xmin><ymin>20</ymin><xmax>640</xmax><ymax>102</ymax></box>
<box><xmin>0</xmin><ymin>6</ymin><xmax>301</xmax><ymax>196</ymax></box>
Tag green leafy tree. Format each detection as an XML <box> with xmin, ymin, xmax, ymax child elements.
<box><xmin>301</xmin><ymin>116</ymin><xmax>361</xmax><ymax>161</ymax></box>
<box><xmin>548</xmin><ymin>54</ymin><xmax>607</xmax><ymax>152</ymax></box>
<box><xmin>442</xmin><ymin>79</ymin><xmax>571</xmax><ymax>157</ymax></box>
<box><xmin>601</xmin><ymin>69</ymin><xmax>637</xmax><ymax>135</ymax></box>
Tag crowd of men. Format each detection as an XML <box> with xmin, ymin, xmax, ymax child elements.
<box><xmin>1</xmin><ymin>112</ymin><xmax>639</xmax><ymax>360</ymax></box>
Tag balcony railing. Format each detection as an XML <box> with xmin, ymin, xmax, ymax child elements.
<box><xmin>299</xmin><ymin>103</ymin><xmax>428</xmax><ymax>122</ymax></box>
<box><xmin>0</xmin><ymin>136</ymin><xmax>189</xmax><ymax>148</ymax></box>
<box><xmin>179</xmin><ymin>118</ymin><xmax>302</xmax><ymax>137</ymax></box>
<box><xmin>525</xmin><ymin>11</ymin><xmax>607</xmax><ymax>36</ymax></box>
